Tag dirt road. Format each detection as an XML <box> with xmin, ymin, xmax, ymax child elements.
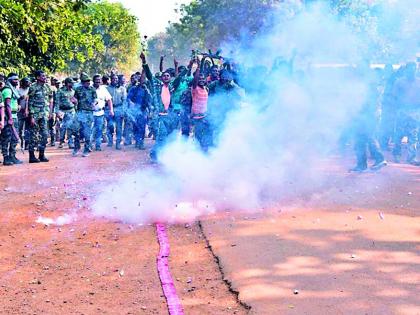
<box><xmin>0</xmin><ymin>145</ymin><xmax>419</xmax><ymax>315</ymax></box>
<box><xmin>0</xmin><ymin>144</ymin><xmax>245</xmax><ymax>315</ymax></box>
<box><xmin>201</xmin><ymin>155</ymin><xmax>420</xmax><ymax>315</ymax></box>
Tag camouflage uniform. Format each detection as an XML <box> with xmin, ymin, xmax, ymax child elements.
<box><xmin>17</xmin><ymin>86</ymin><xmax>30</xmax><ymax>149</ymax></box>
<box><xmin>392</xmin><ymin>76</ymin><xmax>420</xmax><ymax>164</ymax></box>
<box><xmin>172</xmin><ymin>70</ymin><xmax>193</xmax><ymax>137</ymax></box>
<box><xmin>74</xmin><ymin>84</ymin><xmax>97</xmax><ymax>153</ymax></box>
<box><xmin>207</xmin><ymin>78</ymin><xmax>244</xmax><ymax>146</ymax></box>
<box><xmin>48</xmin><ymin>85</ymin><xmax>58</xmax><ymax>145</ymax></box>
<box><xmin>27</xmin><ymin>82</ymin><xmax>53</xmax><ymax>151</ymax></box>
<box><xmin>106</xmin><ymin>84</ymin><xmax>127</xmax><ymax>148</ymax></box>
<box><xmin>55</xmin><ymin>86</ymin><xmax>77</xmax><ymax>147</ymax></box>
<box><xmin>352</xmin><ymin>80</ymin><xmax>386</xmax><ymax>171</ymax></box>
<box><xmin>142</xmin><ymin>63</ymin><xmax>179</xmax><ymax>161</ymax></box>
<box><xmin>127</xmin><ymin>83</ymin><xmax>152</xmax><ymax>149</ymax></box>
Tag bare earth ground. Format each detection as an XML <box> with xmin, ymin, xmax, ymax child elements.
<box><xmin>201</xmin><ymin>152</ymin><xmax>420</xmax><ymax>315</ymax></box>
<box><xmin>0</xmin><ymin>141</ymin><xmax>245</xmax><ymax>315</ymax></box>
<box><xmin>0</xmin><ymin>143</ymin><xmax>419</xmax><ymax>315</ymax></box>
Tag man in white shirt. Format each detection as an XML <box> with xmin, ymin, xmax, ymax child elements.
<box><xmin>92</xmin><ymin>74</ymin><xmax>113</xmax><ymax>151</ymax></box>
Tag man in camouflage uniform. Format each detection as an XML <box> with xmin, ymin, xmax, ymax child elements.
<box><xmin>350</xmin><ymin>70</ymin><xmax>387</xmax><ymax>172</ymax></box>
<box><xmin>48</xmin><ymin>77</ymin><xmax>59</xmax><ymax>147</ymax></box>
<box><xmin>1</xmin><ymin>73</ymin><xmax>22</xmax><ymax>165</ymax></box>
<box><xmin>18</xmin><ymin>77</ymin><xmax>31</xmax><ymax>150</ymax></box>
<box><xmin>172</xmin><ymin>60</ymin><xmax>194</xmax><ymax>138</ymax></box>
<box><xmin>207</xmin><ymin>69</ymin><xmax>244</xmax><ymax>146</ymax></box>
<box><xmin>74</xmin><ymin>73</ymin><xmax>97</xmax><ymax>157</ymax></box>
<box><xmin>140</xmin><ymin>52</ymin><xmax>179</xmax><ymax>162</ymax></box>
<box><xmin>391</xmin><ymin>62</ymin><xmax>420</xmax><ymax>165</ymax></box>
<box><xmin>27</xmin><ymin>70</ymin><xmax>53</xmax><ymax>163</ymax></box>
<box><xmin>127</xmin><ymin>73</ymin><xmax>152</xmax><ymax>150</ymax></box>
<box><xmin>56</xmin><ymin>78</ymin><xmax>78</xmax><ymax>149</ymax></box>
<box><xmin>106</xmin><ymin>74</ymin><xmax>126</xmax><ymax>150</ymax></box>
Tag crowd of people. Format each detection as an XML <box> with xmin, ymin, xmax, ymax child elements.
<box><xmin>343</xmin><ymin>60</ymin><xmax>419</xmax><ymax>171</ymax></box>
<box><xmin>0</xmin><ymin>52</ymin><xmax>243</xmax><ymax>165</ymax></box>
<box><xmin>0</xmin><ymin>51</ymin><xmax>418</xmax><ymax>171</ymax></box>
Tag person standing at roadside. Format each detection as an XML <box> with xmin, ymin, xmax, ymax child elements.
<box><xmin>56</xmin><ymin>78</ymin><xmax>78</xmax><ymax>149</ymax></box>
<box><xmin>92</xmin><ymin>74</ymin><xmax>113</xmax><ymax>151</ymax></box>
<box><xmin>191</xmin><ymin>59</ymin><xmax>211</xmax><ymax>151</ymax></box>
<box><xmin>1</xmin><ymin>74</ymin><xmax>22</xmax><ymax>165</ymax></box>
<box><xmin>73</xmin><ymin>73</ymin><xmax>97</xmax><ymax>157</ymax></box>
<box><xmin>392</xmin><ymin>62</ymin><xmax>420</xmax><ymax>166</ymax></box>
<box><xmin>106</xmin><ymin>74</ymin><xmax>125</xmax><ymax>150</ymax></box>
<box><xmin>27</xmin><ymin>70</ymin><xmax>53</xmax><ymax>163</ymax></box>
<box><xmin>127</xmin><ymin>74</ymin><xmax>151</xmax><ymax>150</ymax></box>
<box><xmin>140</xmin><ymin>52</ymin><xmax>177</xmax><ymax>162</ymax></box>
<box><xmin>18</xmin><ymin>77</ymin><xmax>31</xmax><ymax>150</ymax></box>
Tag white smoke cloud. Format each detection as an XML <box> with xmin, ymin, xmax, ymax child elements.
<box><xmin>92</xmin><ymin>1</ymin><xmax>417</xmax><ymax>224</ymax></box>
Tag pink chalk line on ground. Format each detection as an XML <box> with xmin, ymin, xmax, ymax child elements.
<box><xmin>156</xmin><ymin>223</ymin><xmax>184</xmax><ymax>315</ymax></box>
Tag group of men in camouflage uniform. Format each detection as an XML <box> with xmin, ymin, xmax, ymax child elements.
<box><xmin>0</xmin><ymin>71</ymin><xmax>52</xmax><ymax>165</ymax></box>
<box><xmin>0</xmin><ymin>54</ymin><xmax>418</xmax><ymax>169</ymax></box>
<box><xmin>0</xmin><ymin>51</ymin><xmax>244</xmax><ymax>166</ymax></box>
<box><xmin>349</xmin><ymin>61</ymin><xmax>420</xmax><ymax>172</ymax></box>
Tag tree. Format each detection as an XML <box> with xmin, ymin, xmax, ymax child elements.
<box><xmin>148</xmin><ymin>0</ymin><xmax>417</xmax><ymax>65</ymax></box>
<box><xmin>147</xmin><ymin>0</ymin><xmax>282</xmax><ymax>64</ymax></box>
<box><xmin>67</xmin><ymin>1</ymin><xmax>141</xmax><ymax>75</ymax></box>
<box><xmin>0</xmin><ymin>0</ymin><xmax>99</xmax><ymax>75</ymax></box>
<box><xmin>0</xmin><ymin>0</ymin><xmax>141</xmax><ymax>76</ymax></box>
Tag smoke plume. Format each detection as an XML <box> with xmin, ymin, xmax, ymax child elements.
<box><xmin>92</xmin><ymin>1</ymin><xmax>418</xmax><ymax>224</ymax></box>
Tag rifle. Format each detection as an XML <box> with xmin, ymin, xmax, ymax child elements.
<box><xmin>194</xmin><ymin>49</ymin><xmax>235</xmax><ymax>70</ymax></box>
<box><xmin>10</xmin><ymin>123</ymin><xmax>24</xmax><ymax>154</ymax></box>
<box><xmin>196</xmin><ymin>49</ymin><xmax>223</xmax><ymax>60</ymax></box>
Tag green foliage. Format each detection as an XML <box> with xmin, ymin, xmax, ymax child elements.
<box><xmin>67</xmin><ymin>1</ymin><xmax>141</xmax><ymax>75</ymax></box>
<box><xmin>148</xmin><ymin>0</ymin><xmax>411</xmax><ymax>65</ymax></box>
<box><xmin>0</xmin><ymin>0</ymin><xmax>141</xmax><ymax>76</ymax></box>
<box><xmin>147</xmin><ymin>0</ymin><xmax>281</xmax><ymax>64</ymax></box>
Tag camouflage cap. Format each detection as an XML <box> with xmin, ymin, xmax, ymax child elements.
<box><xmin>64</xmin><ymin>77</ymin><xmax>74</xmax><ymax>84</ymax></box>
<box><xmin>80</xmin><ymin>72</ymin><xmax>91</xmax><ymax>82</ymax></box>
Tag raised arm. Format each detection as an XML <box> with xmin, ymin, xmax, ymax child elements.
<box><xmin>192</xmin><ymin>57</ymin><xmax>203</xmax><ymax>89</ymax></box>
<box><xmin>187</xmin><ymin>58</ymin><xmax>194</xmax><ymax>77</ymax></box>
<box><xmin>172</xmin><ymin>66</ymin><xmax>188</xmax><ymax>91</ymax></box>
<box><xmin>140</xmin><ymin>52</ymin><xmax>154</xmax><ymax>83</ymax></box>
<box><xmin>174</xmin><ymin>58</ymin><xmax>179</xmax><ymax>77</ymax></box>
<box><xmin>159</xmin><ymin>55</ymin><xmax>165</xmax><ymax>73</ymax></box>
<box><xmin>140</xmin><ymin>69</ymin><xmax>146</xmax><ymax>85</ymax></box>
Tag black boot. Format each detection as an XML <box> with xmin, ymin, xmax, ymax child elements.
<box><xmin>29</xmin><ymin>151</ymin><xmax>40</xmax><ymax>163</ymax></box>
<box><xmin>138</xmin><ymin>142</ymin><xmax>146</xmax><ymax>150</ymax></box>
<box><xmin>3</xmin><ymin>155</ymin><xmax>14</xmax><ymax>166</ymax></box>
<box><xmin>10</xmin><ymin>154</ymin><xmax>23</xmax><ymax>165</ymax></box>
<box><xmin>39</xmin><ymin>149</ymin><xmax>49</xmax><ymax>162</ymax></box>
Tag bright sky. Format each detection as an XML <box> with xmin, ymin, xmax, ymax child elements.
<box><xmin>109</xmin><ymin>0</ymin><xmax>191</xmax><ymax>37</ymax></box>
